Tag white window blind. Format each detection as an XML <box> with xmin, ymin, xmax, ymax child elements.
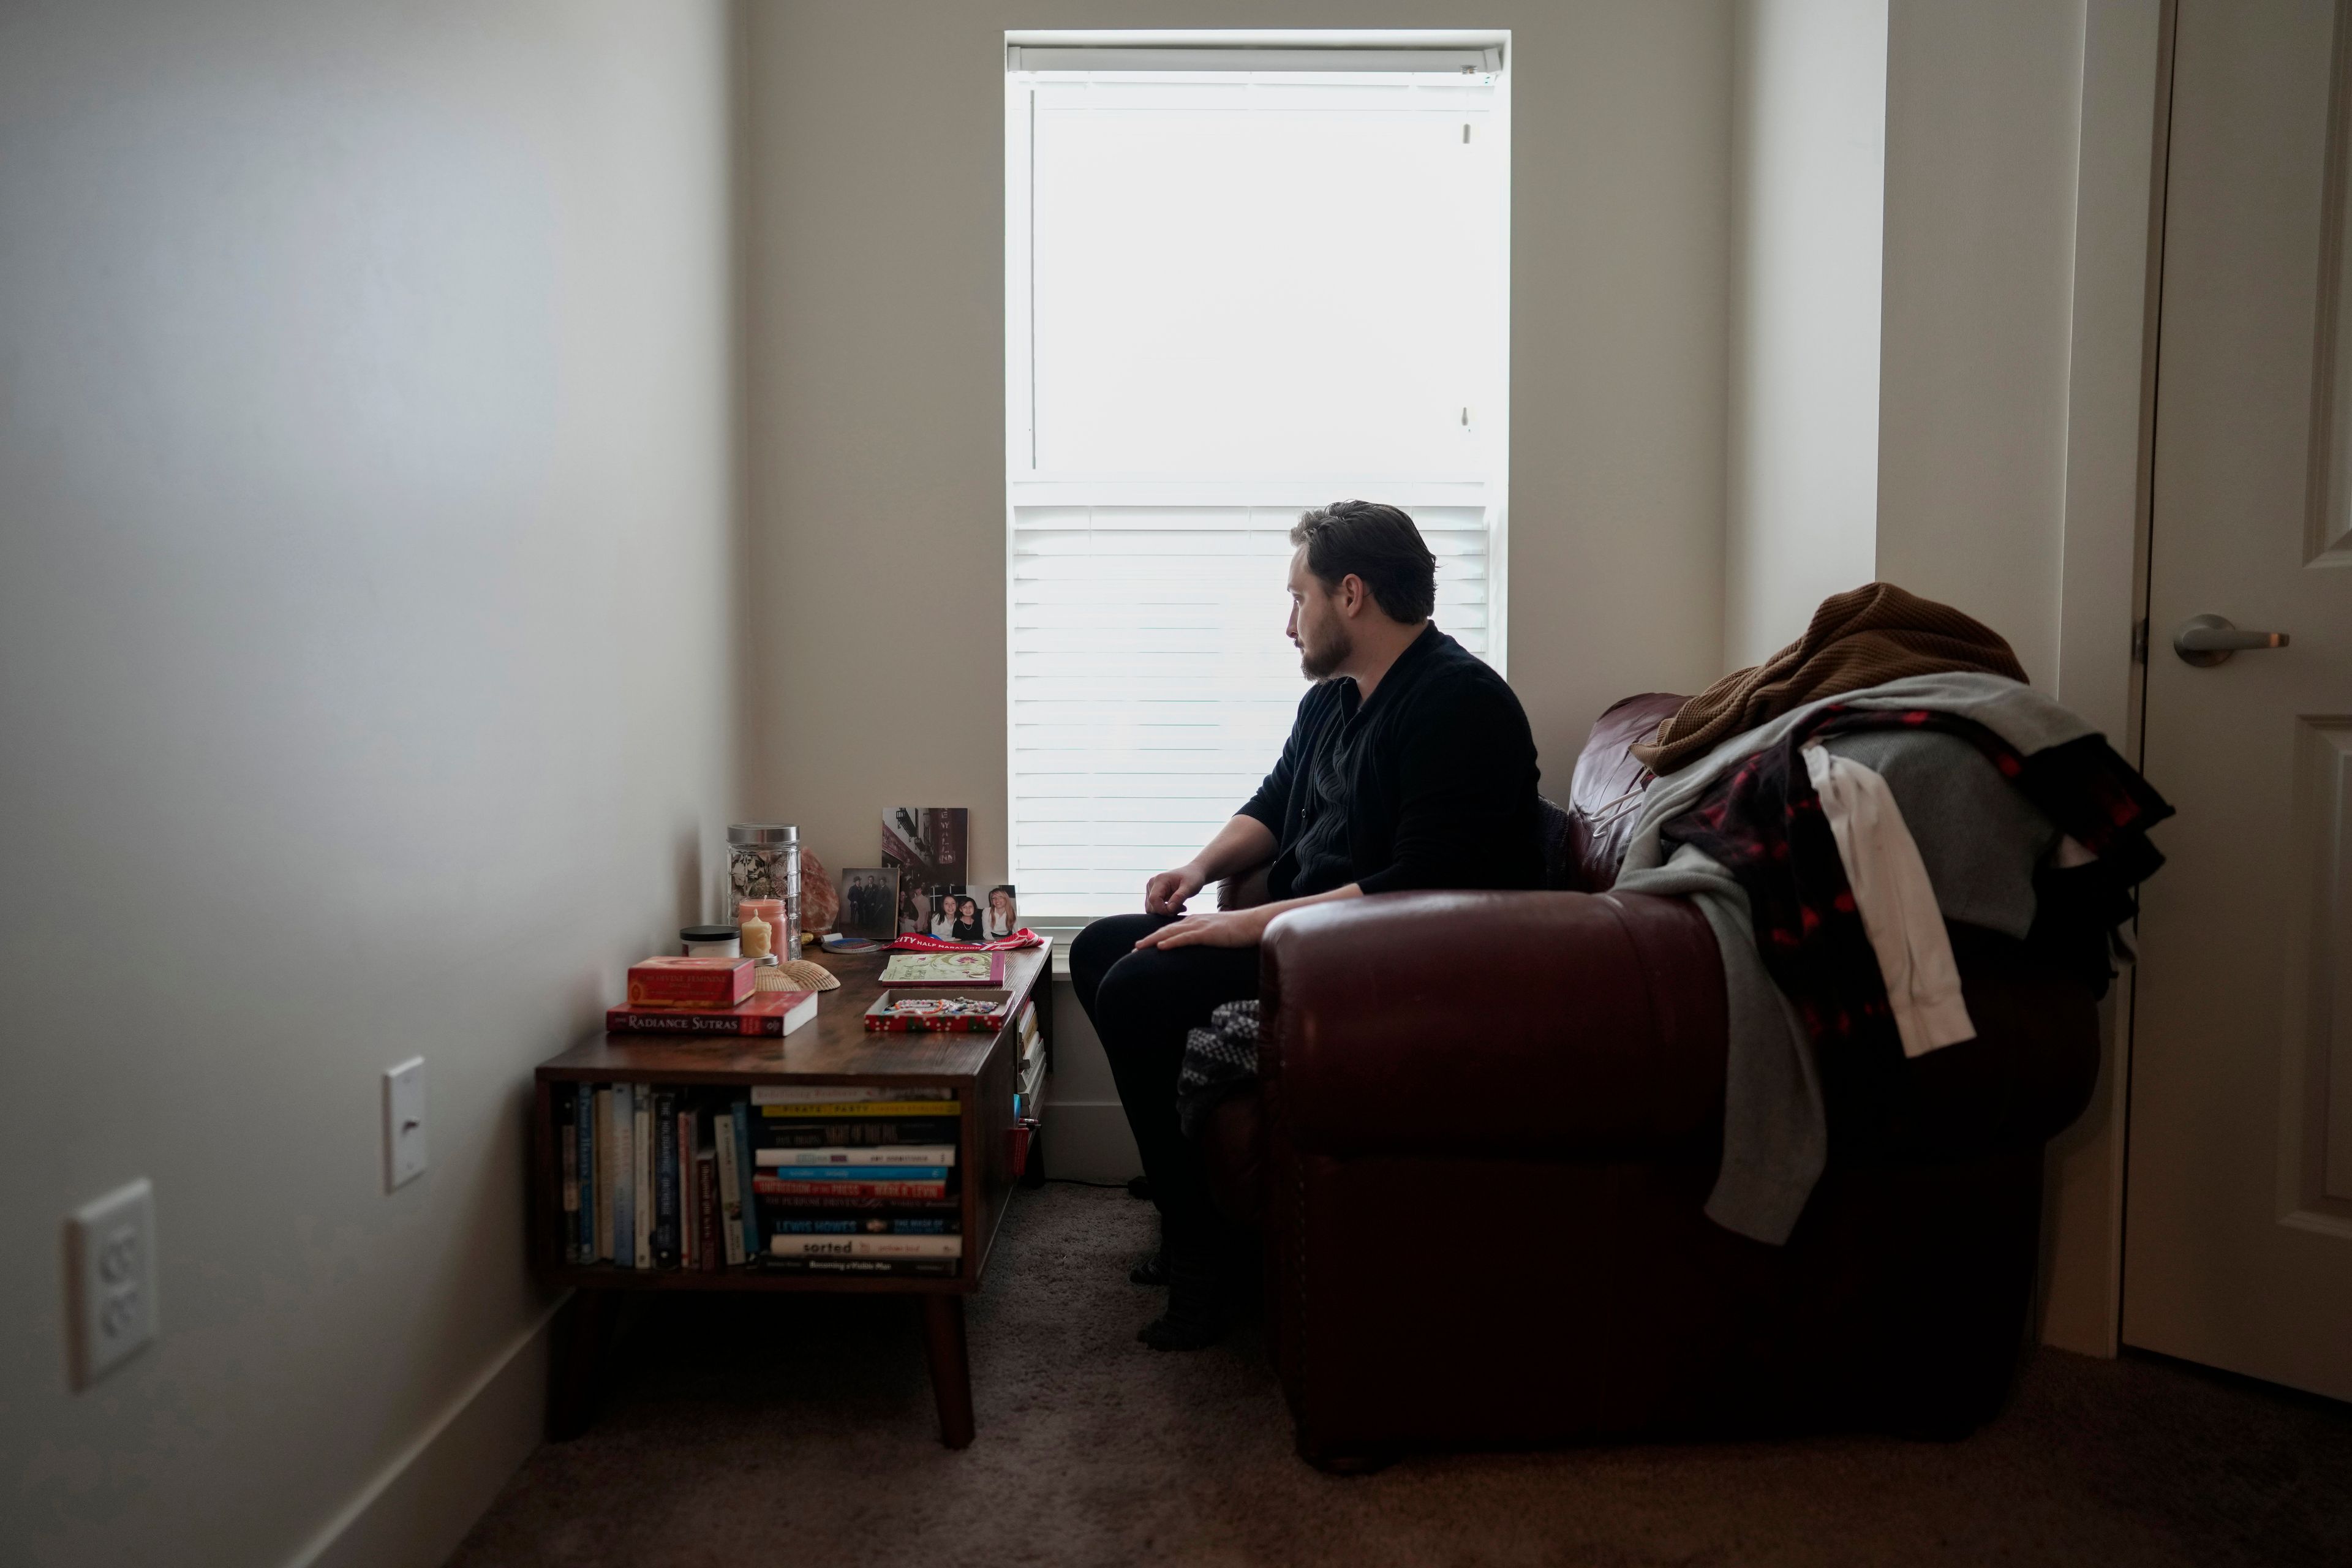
<box><xmin>1006</xmin><ymin>37</ymin><xmax>1511</xmax><ymax>918</ymax></box>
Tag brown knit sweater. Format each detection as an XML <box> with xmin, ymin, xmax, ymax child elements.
<box><xmin>1629</xmin><ymin>582</ymin><xmax>2028</xmax><ymax>774</ymax></box>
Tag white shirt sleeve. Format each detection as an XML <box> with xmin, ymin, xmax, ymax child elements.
<box><xmin>1803</xmin><ymin>742</ymin><xmax>1976</xmax><ymax>1057</ymax></box>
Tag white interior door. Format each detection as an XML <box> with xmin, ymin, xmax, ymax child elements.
<box><xmin>2127</xmin><ymin>0</ymin><xmax>2352</xmax><ymax>1400</ymax></box>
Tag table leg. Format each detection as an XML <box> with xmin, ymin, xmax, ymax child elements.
<box><xmin>546</xmin><ymin>1287</ymin><xmax>610</xmax><ymax>1441</ymax></box>
<box><xmin>921</xmin><ymin>1293</ymin><xmax>975</xmax><ymax>1449</ymax></box>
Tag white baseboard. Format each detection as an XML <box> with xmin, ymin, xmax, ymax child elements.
<box><xmin>283</xmin><ymin>1302</ymin><xmax>556</xmax><ymax>1568</ymax></box>
<box><xmin>1041</xmin><ymin>975</ymin><xmax>1143</xmax><ymax>1183</ymax></box>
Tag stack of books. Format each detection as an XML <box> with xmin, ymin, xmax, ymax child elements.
<box><xmin>750</xmin><ymin>1086</ymin><xmax>963</xmax><ymax>1276</ymax></box>
<box><xmin>555</xmin><ymin>1083</ymin><xmax>964</xmax><ymax>1276</ymax></box>
<box><xmin>1012</xmin><ymin>1000</ymin><xmax>1045</xmax><ymax>1123</ymax></box>
<box><xmin>604</xmin><ymin>955</ymin><xmax>820</xmax><ymax>1038</ymax></box>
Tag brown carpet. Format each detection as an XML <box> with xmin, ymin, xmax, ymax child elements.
<box><xmin>450</xmin><ymin>1183</ymin><xmax>2352</xmax><ymax>1568</ymax></box>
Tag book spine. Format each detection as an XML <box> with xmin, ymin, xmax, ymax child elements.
<box><xmin>632</xmin><ymin>1092</ymin><xmax>653</xmax><ymax>1269</ymax></box>
<box><xmin>772</xmin><ymin>1217</ymin><xmax>959</xmax><ymax>1234</ymax></box>
<box><xmin>696</xmin><ymin>1153</ymin><xmax>720</xmax><ymax>1272</ymax></box>
<box><xmin>605</xmin><ymin>1008</ymin><xmax>790</xmax><ymax>1036</ymax></box>
<box><xmin>764</xmin><ymin>1257</ymin><xmax>957</xmax><ymax>1277</ymax></box>
<box><xmin>758</xmin><ymin>1101</ymin><xmax>960</xmax><ymax>1118</ymax></box>
<box><xmin>559</xmin><ymin>1121</ymin><xmax>579</xmax><ymax>1261</ymax></box>
<box><xmin>575</xmin><ymin>1085</ymin><xmax>595</xmax><ymax>1265</ymax></box>
<box><xmin>769</xmin><ymin>1234</ymin><xmax>962</xmax><ymax>1260</ymax></box>
<box><xmin>683</xmin><ymin>1108</ymin><xmax>699</xmax><ymax>1269</ymax></box>
<box><xmin>729</xmin><ymin>1102</ymin><xmax>758</xmax><ymax>1263</ymax></box>
<box><xmin>610</xmin><ymin>1085</ymin><xmax>626</xmax><ymax>1264</ymax></box>
<box><xmin>713</xmin><ymin>1110</ymin><xmax>747</xmax><ymax>1267</ymax></box>
<box><xmin>750</xmin><ymin>1178</ymin><xmax>949</xmax><ymax>1200</ymax></box>
<box><xmin>753</xmin><ymin>1145</ymin><xmax>957</xmax><ymax>1168</ymax></box>
<box><xmin>755</xmin><ymin>1121</ymin><xmax>972</xmax><ymax>1149</ymax></box>
<box><xmin>676</xmin><ymin>1105</ymin><xmax>695</xmax><ymax>1270</ymax></box>
<box><xmin>756</xmin><ymin>1164</ymin><xmax>950</xmax><ymax>1182</ymax></box>
<box><xmin>611</xmin><ymin>1090</ymin><xmax>630</xmax><ymax>1260</ymax></box>
<box><xmin>653</xmin><ymin>1091</ymin><xmax>680</xmax><ymax>1268</ymax></box>
<box><xmin>680</xmin><ymin>1116</ymin><xmax>696</xmax><ymax>1272</ymax></box>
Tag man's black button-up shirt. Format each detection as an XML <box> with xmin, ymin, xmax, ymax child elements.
<box><xmin>1237</xmin><ymin>623</ymin><xmax>1544</xmax><ymax>901</ymax></box>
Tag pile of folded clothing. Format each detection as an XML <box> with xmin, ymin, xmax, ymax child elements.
<box><xmin>1613</xmin><ymin>582</ymin><xmax>2172</xmax><ymax>1245</ymax></box>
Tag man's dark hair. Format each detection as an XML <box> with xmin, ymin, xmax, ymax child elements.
<box><xmin>1289</xmin><ymin>500</ymin><xmax>1438</xmax><ymax>623</ymax></box>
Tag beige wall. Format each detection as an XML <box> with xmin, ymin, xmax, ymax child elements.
<box><xmin>1877</xmin><ymin>0</ymin><xmax>2090</xmax><ymax>684</ymax></box>
<box><xmin>0</xmin><ymin>3</ymin><xmax>742</xmax><ymax>1564</ymax></box>
<box><xmin>1870</xmin><ymin>0</ymin><xmax>2168</xmax><ymax>1354</ymax></box>
<box><xmin>1725</xmin><ymin>0</ymin><xmax>1888</xmax><ymax>667</ymax></box>
<box><xmin>2043</xmin><ymin>0</ymin><xmax>2167</xmax><ymax>1358</ymax></box>
<box><xmin>742</xmin><ymin>1</ymin><xmax>1735</xmax><ymax>885</ymax></box>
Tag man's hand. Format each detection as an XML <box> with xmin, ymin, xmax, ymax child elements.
<box><xmin>1144</xmin><ymin>863</ymin><xmax>1208</xmax><ymax>916</ymax></box>
<box><xmin>1132</xmin><ymin>905</ymin><xmax>1273</xmax><ymax>952</ymax></box>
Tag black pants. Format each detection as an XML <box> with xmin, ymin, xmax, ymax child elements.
<box><xmin>1068</xmin><ymin>914</ymin><xmax>1261</xmax><ymax>1253</ymax></box>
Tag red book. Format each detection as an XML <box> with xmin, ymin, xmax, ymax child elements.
<box><xmin>625</xmin><ymin>956</ymin><xmax>756</xmax><ymax>1009</ymax></box>
<box><xmin>750</xmin><ymin>1177</ymin><xmax>949</xmax><ymax>1200</ymax></box>
<box><xmin>606</xmin><ymin>990</ymin><xmax>818</xmax><ymax>1037</ymax></box>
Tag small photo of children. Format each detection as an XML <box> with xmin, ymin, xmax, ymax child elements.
<box><xmin>927</xmin><ymin>886</ymin><xmax>986</xmax><ymax>943</ymax></box>
<box><xmin>985</xmin><ymin>884</ymin><xmax>1018</xmax><ymax>939</ymax></box>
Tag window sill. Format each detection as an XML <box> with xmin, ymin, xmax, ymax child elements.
<box><xmin>1022</xmin><ymin>914</ymin><xmax>1095</xmax><ymax>978</ymax></box>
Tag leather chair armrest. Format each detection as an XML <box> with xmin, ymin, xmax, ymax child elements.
<box><xmin>1259</xmin><ymin>890</ymin><xmax>1728</xmax><ymax>1159</ymax></box>
<box><xmin>1217</xmin><ymin>862</ymin><xmax>1273</xmax><ymax>910</ymax></box>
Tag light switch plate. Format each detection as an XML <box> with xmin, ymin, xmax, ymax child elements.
<box><xmin>385</xmin><ymin>1057</ymin><xmax>426</xmax><ymax>1190</ymax></box>
<box><xmin>68</xmin><ymin>1178</ymin><xmax>156</xmax><ymax>1389</ymax></box>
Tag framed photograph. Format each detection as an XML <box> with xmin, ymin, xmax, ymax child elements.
<box><xmin>924</xmin><ymin>884</ymin><xmax>987</xmax><ymax>943</ymax></box>
<box><xmin>984</xmin><ymin>884</ymin><xmax>1018</xmax><ymax>939</ymax></box>
<box><xmin>837</xmin><ymin>866</ymin><xmax>901</xmax><ymax>942</ymax></box>
<box><xmin>881</xmin><ymin>807</ymin><xmax>968</xmax><ymax>935</ymax></box>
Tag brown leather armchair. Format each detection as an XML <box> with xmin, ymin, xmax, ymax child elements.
<box><xmin>1202</xmin><ymin>694</ymin><xmax>2100</xmax><ymax>1469</ymax></box>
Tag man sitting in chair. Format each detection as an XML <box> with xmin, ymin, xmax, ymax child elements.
<box><xmin>1070</xmin><ymin>500</ymin><xmax>1545</xmax><ymax>1350</ymax></box>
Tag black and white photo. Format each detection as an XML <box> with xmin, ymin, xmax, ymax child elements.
<box><xmin>837</xmin><ymin>866</ymin><xmax>900</xmax><ymax>941</ymax></box>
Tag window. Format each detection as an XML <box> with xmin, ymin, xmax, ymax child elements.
<box><xmin>1006</xmin><ymin>34</ymin><xmax>1512</xmax><ymax>916</ymax></box>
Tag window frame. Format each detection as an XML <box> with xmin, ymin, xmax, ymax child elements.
<box><xmin>1003</xmin><ymin>31</ymin><xmax>1513</xmax><ymax>924</ymax></box>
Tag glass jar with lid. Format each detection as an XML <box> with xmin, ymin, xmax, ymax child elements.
<box><xmin>726</xmin><ymin>823</ymin><xmax>800</xmax><ymax>947</ymax></box>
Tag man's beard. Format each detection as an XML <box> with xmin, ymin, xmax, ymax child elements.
<box><xmin>1298</xmin><ymin>622</ymin><xmax>1353</xmax><ymax>680</ymax></box>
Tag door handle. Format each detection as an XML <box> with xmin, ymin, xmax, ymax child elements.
<box><xmin>2173</xmin><ymin>613</ymin><xmax>2291</xmax><ymax>666</ymax></box>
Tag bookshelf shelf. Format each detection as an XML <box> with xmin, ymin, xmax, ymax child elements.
<box><xmin>529</xmin><ymin>944</ymin><xmax>1051</xmax><ymax>1449</ymax></box>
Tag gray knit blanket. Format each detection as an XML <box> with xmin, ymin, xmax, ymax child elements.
<box><xmin>1177</xmin><ymin>1000</ymin><xmax>1261</xmax><ymax>1136</ymax></box>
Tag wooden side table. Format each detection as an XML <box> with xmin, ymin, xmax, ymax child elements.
<box><xmin>528</xmin><ymin>944</ymin><xmax>1051</xmax><ymax>1447</ymax></box>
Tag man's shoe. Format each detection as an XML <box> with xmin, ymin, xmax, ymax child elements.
<box><xmin>1129</xmin><ymin>1251</ymin><xmax>1169</xmax><ymax>1286</ymax></box>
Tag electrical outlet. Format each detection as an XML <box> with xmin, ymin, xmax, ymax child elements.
<box><xmin>384</xmin><ymin>1057</ymin><xmax>427</xmax><ymax>1190</ymax></box>
<box><xmin>68</xmin><ymin>1178</ymin><xmax>156</xmax><ymax>1389</ymax></box>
